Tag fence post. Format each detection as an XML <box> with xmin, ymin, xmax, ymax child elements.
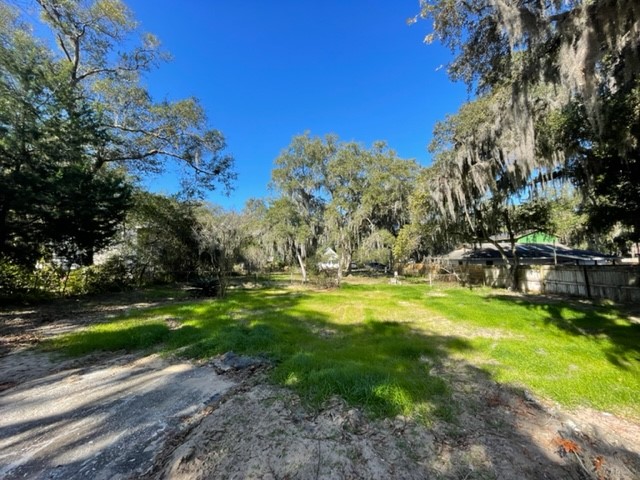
<box><xmin>583</xmin><ymin>266</ymin><xmax>591</xmax><ymax>299</ymax></box>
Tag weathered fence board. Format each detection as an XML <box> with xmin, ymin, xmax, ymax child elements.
<box><xmin>403</xmin><ymin>261</ymin><xmax>640</xmax><ymax>303</ymax></box>
<box><xmin>518</xmin><ymin>265</ymin><xmax>640</xmax><ymax>303</ymax></box>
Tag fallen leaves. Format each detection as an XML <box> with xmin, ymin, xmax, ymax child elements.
<box><xmin>553</xmin><ymin>437</ymin><xmax>611</xmax><ymax>479</ymax></box>
<box><xmin>593</xmin><ymin>455</ymin><xmax>606</xmax><ymax>479</ymax></box>
<box><xmin>553</xmin><ymin>437</ymin><xmax>581</xmax><ymax>456</ymax></box>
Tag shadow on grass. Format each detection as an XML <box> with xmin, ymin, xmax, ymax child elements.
<box><xmin>12</xmin><ymin>285</ymin><xmax>640</xmax><ymax>478</ymax></box>
<box><xmin>0</xmin><ymin>285</ymin><xmax>192</xmax><ymax>356</ymax></box>
<box><xmin>48</xmin><ymin>287</ymin><xmax>473</xmax><ymax>420</ymax></box>
<box><xmin>489</xmin><ymin>294</ymin><xmax>640</xmax><ymax>368</ymax></box>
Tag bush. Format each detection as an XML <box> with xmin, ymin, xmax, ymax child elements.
<box><xmin>0</xmin><ymin>257</ymin><xmax>59</xmax><ymax>302</ymax></box>
<box><xmin>311</xmin><ymin>269</ymin><xmax>340</xmax><ymax>288</ymax></box>
<box><xmin>188</xmin><ymin>276</ymin><xmax>223</xmax><ymax>297</ymax></box>
<box><xmin>82</xmin><ymin>257</ymin><xmax>135</xmax><ymax>293</ymax></box>
<box><xmin>0</xmin><ymin>254</ymin><xmax>139</xmax><ymax>301</ymax></box>
<box><xmin>0</xmin><ymin>258</ymin><xmax>32</xmax><ymax>298</ymax></box>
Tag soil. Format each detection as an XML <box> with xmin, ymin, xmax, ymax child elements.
<box><xmin>1</xmin><ymin>292</ymin><xmax>639</xmax><ymax>479</ymax></box>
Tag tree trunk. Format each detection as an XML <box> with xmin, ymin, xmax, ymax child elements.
<box><xmin>488</xmin><ymin>239</ymin><xmax>519</xmax><ymax>291</ymax></box>
<box><xmin>344</xmin><ymin>250</ymin><xmax>353</xmax><ymax>276</ymax></box>
<box><xmin>508</xmin><ymin>255</ymin><xmax>520</xmax><ymax>292</ymax></box>
<box><xmin>509</xmin><ymin>242</ymin><xmax>520</xmax><ymax>291</ymax></box>
<box><xmin>296</xmin><ymin>251</ymin><xmax>307</xmax><ymax>283</ymax></box>
<box><xmin>337</xmin><ymin>249</ymin><xmax>352</xmax><ymax>285</ymax></box>
<box><xmin>217</xmin><ymin>268</ymin><xmax>227</xmax><ymax>297</ymax></box>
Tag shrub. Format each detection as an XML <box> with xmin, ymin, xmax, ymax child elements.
<box><xmin>0</xmin><ymin>257</ymin><xmax>59</xmax><ymax>302</ymax></box>
<box><xmin>83</xmin><ymin>257</ymin><xmax>135</xmax><ymax>293</ymax></box>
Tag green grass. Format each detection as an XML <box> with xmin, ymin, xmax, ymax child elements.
<box><xmin>45</xmin><ymin>281</ymin><xmax>640</xmax><ymax>421</ymax></box>
<box><xmin>422</xmin><ymin>287</ymin><xmax>640</xmax><ymax>414</ymax></box>
<box><xmin>51</xmin><ymin>318</ymin><xmax>171</xmax><ymax>356</ymax></box>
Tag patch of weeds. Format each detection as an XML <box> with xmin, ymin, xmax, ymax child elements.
<box><xmin>45</xmin><ymin>282</ymin><xmax>640</xmax><ymax>421</ymax></box>
<box><xmin>430</xmin><ymin>401</ymin><xmax>457</xmax><ymax>424</ymax></box>
<box><xmin>44</xmin><ymin>319</ymin><xmax>170</xmax><ymax>356</ymax></box>
<box><xmin>486</xmin><ymin>416</ymin><xmax>510</xmax><ymax>433</ymax></box>
<box><xmin>418</xmin><ymin>286</ymin><xmax>640</xmax><ymax>416</ymax></box>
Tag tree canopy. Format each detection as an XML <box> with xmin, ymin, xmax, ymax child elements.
<box><xmin>269</xmin><ymin>133</ymin><xmax>418</xmax><ymax>281</ymax></box>
<box><xmin>410</xmin><ymin>0</ymin><xmax>640</xmax><ymax>255</ymax></box>
<box><xmin>0</xmin><ymin>3</ymin><xmax>132</xmax><ymax>266</ymax></box>
<box><xmin>1</xmin><ymin>0</ymin><xmax>235</xmax><ymax>270</ymax></box>
<box><xmin>31</xmin><ymin>0</ymin><xmax>235</xmax><ymax>195</ymax></box>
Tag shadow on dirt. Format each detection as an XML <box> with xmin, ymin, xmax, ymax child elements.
<box><xmin>0</xmin><ymin>355</ymin><xmax>234</xmax><ymax>480</ymax></box>
<box><xmin>1</xmin><ymin>286</ymin><xmax>639</xmax><ymax>479</ymax></box>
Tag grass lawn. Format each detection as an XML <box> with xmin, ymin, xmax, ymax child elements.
<box><xmin>45</xmin><ymin>281</ymin><xmax>640</xmax><ymax>422</ymax></box>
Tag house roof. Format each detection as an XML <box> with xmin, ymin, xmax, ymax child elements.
<box><xmin>320</xmin><ymin>247</ymin><xmax>338</xmax><ymax>260</ymax></box>
<box><xmin>443</xmin><ymin>242</ymin><xmax>615</xmax><ymax>264</ymax></box>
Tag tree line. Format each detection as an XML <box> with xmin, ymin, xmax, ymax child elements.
<box><xmin>408</xmin><ymin>0</ymin><xmax>640</xmax><ymax>286</ymax></box>
<box><xmin>0</xmin><ymin>0</ymin><xmax>234</xmax><ymax>297</ymax></box>
<box><xmin>2</xmin><ymin>0</ymin><xmax>638</xmax><ymax>298</ymax></box>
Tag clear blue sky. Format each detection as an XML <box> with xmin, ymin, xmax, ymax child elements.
<box><xmin>126</xmin><ymin>0</ymin><xmax>467</xmax><ymax>210</ymax></box>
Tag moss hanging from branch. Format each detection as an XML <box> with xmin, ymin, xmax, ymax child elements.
<box><xmin>418</xmin><ymin>0</ymin><xmax>640</xmax><ymax>145</ymax></box>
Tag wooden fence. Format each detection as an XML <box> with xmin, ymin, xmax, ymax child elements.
<box><xmin>401</xmin><ymin>262</ymin><xmax>640</xmax><ymax>303</ymax></box>
<box><xmin>516</xmin><ymin>265</ymin><xmax>640</xmax><ymax>303</ymax></box>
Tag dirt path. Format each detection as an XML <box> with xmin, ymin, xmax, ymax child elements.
<box><xmin>148</xmin><ymin>364</ymin><xmax>640</xmax><ymax>480</ymax></box>
<box><xmin>0</xmin><ymin>353</ymin><xmax>234</xmax><ymax>480</ymax></box>
<box><xmin>1</xmin><ymin>295</ymin><xmax>639</xmax><ymax>479</ymax></box>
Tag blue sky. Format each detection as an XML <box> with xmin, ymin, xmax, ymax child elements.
<box><xmin>126</xmin><ymin>0</ymin><xmax>468</xmax><ymax>209</ymax></box>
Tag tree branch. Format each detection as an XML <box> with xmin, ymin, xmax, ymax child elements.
<box><xmin>56</xmin><ymin>33</ymin><xmax>72</xmax><ymax>62</ymax></box>
<box><xmin>70</xmin><ymin>25</ymin><xmax>86</xmax><ymax>82</ymax></box>
<box><xmin>74</xmin><ymin>57</ymin><xmax>154</xmax><ymax>83</ymax></box>
<box><xmin>101</xmin><ymin>123</ymin><xmax>172</xmax><ymax>144</ymax></box>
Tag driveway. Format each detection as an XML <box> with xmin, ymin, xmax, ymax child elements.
<box><xmin>0</xmin><ymin>354</ymin><xmax>234</xmax><ymax>479</ymax></box>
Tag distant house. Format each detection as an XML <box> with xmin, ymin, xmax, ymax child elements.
<box><xmin>317</xmin><ymin>248</ymin><xmax>340</xmax><ymax>270</ymax></box>
<box><xmin>442</xmin><ymin>242</ymin><xmax>616</xmax><ymax>266</ymax></box>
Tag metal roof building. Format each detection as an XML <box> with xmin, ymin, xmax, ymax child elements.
<box><xmin>442</xmin><ymin>243</ymin><xmax>616</xmax><ymax>266</ymax></box>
